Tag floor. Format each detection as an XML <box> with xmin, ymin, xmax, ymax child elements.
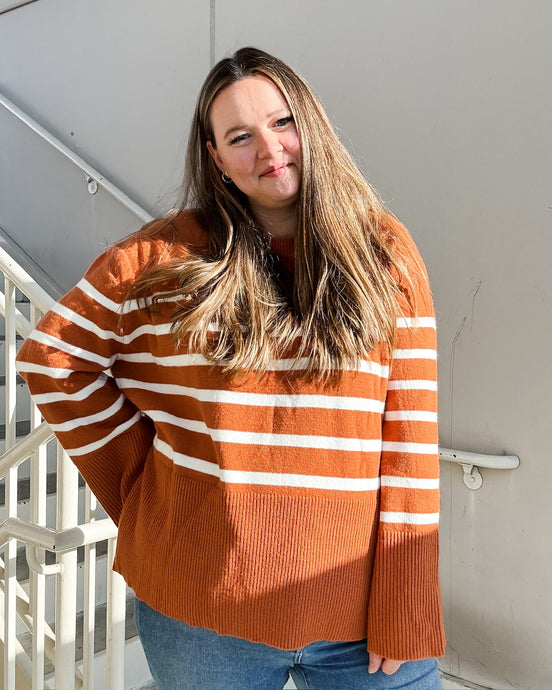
<box><xmin>282</xmin><ymin>670</ymin><xmax>482</xmax><ymax>689</ymax></box>
<box><xmin>136</xmin><ymin>671</ymin><xmax>481</xmax><ymax>690</ymax></box>
<box><xmin>441</xmin><ymin>674</ymin><xmax>480</xmax><ymax>689</ymax></box>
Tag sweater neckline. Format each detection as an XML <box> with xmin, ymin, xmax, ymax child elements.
<box><xmin>270</xmin><ymin>236</ymin><xmax>295</xmax><ymax>273</ymax></box>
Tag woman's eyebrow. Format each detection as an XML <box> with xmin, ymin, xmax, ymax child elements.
<box><xmin>222</xmin><ymin>110</ymin><xmax>290</xmax><ymax>140</ymax></box>
<box><xmin>223</xmin><ymin>123</ymin><xmax>247</xmax><ymax>139</ymax></box>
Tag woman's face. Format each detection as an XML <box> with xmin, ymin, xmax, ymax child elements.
<box><xmin>206</xmin><ymin>76</ymin><xmax>301</xmax><ymax>216</ymax></box>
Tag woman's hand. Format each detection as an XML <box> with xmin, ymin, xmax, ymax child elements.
<box><xmin>368</xmin><ymin>653</ymin><xmax>403</xmax><ymax>675</ymax></box>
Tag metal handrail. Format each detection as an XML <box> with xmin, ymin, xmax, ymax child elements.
<box><xmin>0</xmin><ymin>234</ymin><xmax>127</xmax><ymax>690</ymax></box>
<box><xmin>0</xmin><ymin>225</ymin><xmax>64</xmax><ymax>301</ymax></box>
<box><xmin>0</xmin><ymin>423</ymin><xmax>117</xmax><ymax>577</ymax></box>
<box><xmin>0</xmin><ymin>422</ymin><xmax>54</xmax><ymax>478</ymax></box>
<box><xmin>0</xmin><ymin>290</ymin><xmax>32</xmax><ymax>337</ymax></box>
<box><xmin>0</xmin><ymin>517</ymin><xmax>117</xmax><ymax>552</ymax></box>
<box><xmin>439</xmin><ymin>447</ymin><xmax>520</xmax><ymax>470</ymax></box>
<box><xmin>0</xmin><ymin>90</ymin><xmax>154</xmax><ymax>225</ymax></box>
<box><xmin>0</xmin><ymin>556</ymin><xmax>57</xmax><ymax>680</ymax></box>
<box><xmin>0</xmin><ymin>0</ymin><xmax>38</xmax><ymax>15</ymax></box>
<box><xmin>0</xmin><ymin>243</ymin><xmax>55</xmax><ymax>315</ymax></box>
<box><xmin>439</xmin><ymin>447</ymin><xmax>520</xmax><ymax>490</ymax></box>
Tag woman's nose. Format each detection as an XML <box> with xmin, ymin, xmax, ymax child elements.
<box><xmin>257</xmin><ymin>130</ymin><xmax>283</xmax><ymax>158</ymax></box>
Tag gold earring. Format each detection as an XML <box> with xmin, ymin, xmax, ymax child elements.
<box><xmin>221</xmin><ymin>171</ymin><xmax>232</xmax><ymax>184</ymax></box>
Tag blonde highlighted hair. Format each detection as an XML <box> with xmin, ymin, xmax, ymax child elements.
<box><xmin>130</xmin><ymin>47</ymin><xmax>412</xmax><ymax>379</ymax></box>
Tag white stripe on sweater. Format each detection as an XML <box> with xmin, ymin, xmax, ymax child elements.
<box><xmin>51</xmin><ymin>302</ymin><xmax>123</xmax><ymax>341</ymax></box>
<box><xmin>148</xmin><ymin>410</ymin><xmax>382</xmax><ymax>452</ymax></box>
<box><xmin>65</xmin><ymin>412</ymin><xmax>142</xmax><ymax>456</ymax></box>
<box><xmin>30</xmin><ymin>376</ymin><xmax>108</xmax><ymax>404</ymax></box>
<box><xmin>116</xmin><ymin>351</ymin><xmax>389</xmax><ymax>377</ymax></box>
<box><xmin>77</xmin><ymin>279</ymin><xmax>183</xmax><ymax>314</ymax></box>
<box><xmin>76</xmin><ymin>278</ymin><xmax>134</xmax><ymax>314</ymax></box>
<box><xmin>381</xmin><ymin>441</ymin><xmax>439</xmax><ymax>454</ymax></box>
<box><xmin>271</xmin><ymin>358</ymin><xmax>389</xmax><ymax>376</ymax></box>
<box><xmin>381</xmin><ymin>476</ymin><xmax>439</xmax><ymax>489</ymax></box>
<box><xmin>16</xmin><ymin>361</ymin><xmax>75</xmax><ymax>378</ymax></box>
<box><xmin>76</xmin><ymin>279</ymin><xmax>127</xmax><ymax>312</ymax></box>
<box><xmin>392</xmin><ymin>349</ymin><xmax>437</xmax><ymax>360</ymax></box>
<box><xmin>49</xmin><ymin>396</ymin><xmax>126</xmax><ymax>432</ymax></box>
<box><xmin>76</xmin><ymin>282</ymin><xmax>436</xmax><ymax>331</ymax></box>
<box><xmin>116</xmin><ymin>378</ymin><xmax>386</xmax><ymax>413</ymax></box>
<box><xmin>396</xmin><ymin>317</ymin><xmax>436</xmax><ymax>329</ymax></box>
<box><xmin>380</xmin><ymin>511</ymin><xmax>439</xmax><ymax>525</ymax></box>
<box><xmin>387</xmin><ymin>380</ymin><xmax>437</xmax><ymax>391</ymax></box>
<box><xmin>26</xmin><ymin>331</ymin><xmax>113</xmax><ymax>368</ymax></box>
<box><xmin>383</xmin><ymin>410</ymin><xmax>437</xmax><ymax>422</ymax></box>
<box><xmin>123</xmin><ymin>322</ymin><xmax>173</xmax><ymax>342</ymax></box>
<box><xmin>154</xmin><ymin>438</ymin><xmax>381</xmax><ymax>491</ymax></box>
<box><xmin>52</xmin><ymin>301</ymin><xmax>175</xmax><ymax>343</ymax></box>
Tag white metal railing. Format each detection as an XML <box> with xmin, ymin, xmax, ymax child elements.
<box><xmin>0</xmin><ymin>1</ymin><xmax>38</xmax><ymax>16</ymax></box>
<box><xmin>439</xmin><ymin>447</ymin><xmax>520</xmax><ymax>490</ymax></box>
<box><xmin>0</xmin><ymin>91</ymin><xmax>154</xmax><ymax>226</ymax></box>
<box><xmin>0</xmin><ymin>240</ymin><xmax>126</xmax><ymax>690</ymax></box>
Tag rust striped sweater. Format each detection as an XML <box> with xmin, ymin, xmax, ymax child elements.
<box><xmin>16</xmin><ymin>211</ymin><xmax>445</xmax><ymax>660</ymax></box>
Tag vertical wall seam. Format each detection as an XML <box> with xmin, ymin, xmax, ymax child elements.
<box><xmin>210</xmin><ymin>0</ymin><xmax>215</xmax><ymax>68</ymax></box>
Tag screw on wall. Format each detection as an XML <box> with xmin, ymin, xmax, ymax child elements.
<box><xmin>87</xmin><ymin>176</ymin><xmax>98</xmax><ymax>195</ymax></box>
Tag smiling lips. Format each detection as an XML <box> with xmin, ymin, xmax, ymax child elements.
<box><xmin>260</xmin><ymin>163</ymin><xmax>291</xmax><ymax>178</ymax></box>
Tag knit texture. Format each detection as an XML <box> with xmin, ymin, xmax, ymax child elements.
<box><xmin>16</xmin><ymin>210</ymin><xmax>445</xmax><ymax>659</ymax></box>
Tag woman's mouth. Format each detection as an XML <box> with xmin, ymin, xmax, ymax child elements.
<box><xmin>260</xmin><ymin>164</ymin><xmax>290</xmax><ymax>178</ymax></box>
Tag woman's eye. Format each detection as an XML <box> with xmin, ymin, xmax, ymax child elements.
<box><xmin>275</xmin><ymin>116</ymin><xmax>294</xmax><ymax>127</ymax></box>
<box><xmin>229</xmin><ymin>133</ymin><xmax>249</xmax><ymax>145</ymax></box>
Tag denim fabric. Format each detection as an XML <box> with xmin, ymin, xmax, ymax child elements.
<box><xmin>135</xmin><ymin>599</ymin><xmax>442</xmax><ymax>690</ymax></box>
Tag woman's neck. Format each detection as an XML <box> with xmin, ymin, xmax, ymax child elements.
<box><xmin>250</xmin><ymin>204</ymin><xmax>297</xmax><ymax>239</ymax></box>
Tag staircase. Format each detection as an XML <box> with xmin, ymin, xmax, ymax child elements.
<box><xmin>0</xmin><ymin>229</ymin><xmax>154</xmax><ymax>689</ymax></box>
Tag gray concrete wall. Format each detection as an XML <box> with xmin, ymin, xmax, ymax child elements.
<box><xmin>0</xmin><ymin>0</ymin><xmax>210</xmax><ymax>287</ymax></box>
<box><xmin>1</xmin><ymin>1</ymin><xmax>550</xmax><ymax>687</ymax></box>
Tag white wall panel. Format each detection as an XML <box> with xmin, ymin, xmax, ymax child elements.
<box><xmin>213</xmin><ymin>2</ymin><xmax>551</xmax><ymax>688</ymax></box>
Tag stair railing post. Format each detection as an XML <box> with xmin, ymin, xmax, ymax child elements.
<box><xmin>105</xmin><ymin>539</ymin><xmax>126</xmax><ymax>690</ymax></box>
<box><xmin>3</xmin><ymin>276</ymin><xmax>19</xmax><ymax>690</ymax></box>
<box><xmin>82</xmin><ymin>487</ymin><xmax>97</xmax><ymax>690</ymax></box>
<box><xmin>29</xmin><ymin>303</ymin><xmax>47</xmax><ymax>690</ymax></box>
<box><xmin>54</xmin><ymin>445</ymin><xmax>79</xmax><ymax>690</ymax></box>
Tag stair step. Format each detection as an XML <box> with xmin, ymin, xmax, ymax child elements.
<box><xmin>0</xmin><ymin>374</ymin><xmax>26</xmax><ymax>386</ymax></box>
<box><xmin>0</xmin><ymin>419</ymin><xmax>31</xmax><ymax>444</ymax></box>
<box><xmin>0</xmin><ymin>471</ymin><xmax>83</xmax><ymax>507</ymax></box>
<box><xmin>17</xmin><ymin>592</ymin><xmax>139</xmax><ymax>676</ymax></box>
<box><xmin>86</xmin><ymin>636</ymin><xmax>154</xmax><ymax>690</ymax></box>
<box><xmin>0</xmin><ymin>383</ymin><xmax>31</xmax><ymax>437</ymax></box>
<box><xmin>75</xmin><ymin>593</ymin><xmax>139</xmax><ymax>662</ymax></box>
<box><xmin>0</xmin><ymin>468</ymin><xmax>57</xmax><ymax>507</ymax></box>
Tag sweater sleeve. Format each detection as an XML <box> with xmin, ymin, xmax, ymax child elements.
<box><xmin>366</xmin><ymin>218</ymin><xmax>446</xmax><ymax>660</ymax></box>
<box><xmin>15</xmin><ymin>242</ymin><xmax>155</xmax><ymax>525</ymax></box>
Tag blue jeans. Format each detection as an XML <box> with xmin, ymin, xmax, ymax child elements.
<box><xmin>135</xmin><ymin>599</ymin><xmax>442</xmax><ymax>690</ymax></box>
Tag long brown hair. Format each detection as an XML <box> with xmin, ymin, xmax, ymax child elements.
<box><xmin>130</xmin><ymin>47</ymin><xmax>411</xmax><ymax>379</ymax></box>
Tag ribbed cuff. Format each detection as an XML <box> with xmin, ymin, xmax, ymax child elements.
<box><xmin>73</xmin><ymin>418</ymin><xmax>155</xmax><ymax>525</ymax></box>
<box><xmin>367</xmin><ymin>527</ymin><xmax>446</xmax><ymax>660</ymax></box>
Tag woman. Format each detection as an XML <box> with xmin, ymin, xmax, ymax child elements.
<box><xmin>16</xmin><ymin>47</ymin><xmax>445</xmax><ymax>689</ymax></box>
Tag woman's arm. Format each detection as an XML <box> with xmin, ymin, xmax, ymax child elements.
<box><xmin>16</xmin><ymin>242</ymin><xmax>155</xmax><ymax>524</ymax></box>
<box><xmin>366</xmin><ymin>218</ymin><xmax>446</xmax><ymax>661</ymax></box>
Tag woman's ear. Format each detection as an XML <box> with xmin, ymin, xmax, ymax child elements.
<box><xmin>206</xmin><ymin>141</ymin><xmax>224</xmax><ymax>171</ymax></box>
